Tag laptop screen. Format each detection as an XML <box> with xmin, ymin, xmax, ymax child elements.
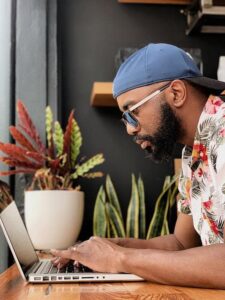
<box><xmin>0</xmin><ymin>201</ymin><xmax>38</xmax><ymax>273</ymax></box>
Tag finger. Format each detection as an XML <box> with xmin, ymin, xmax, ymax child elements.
<box><xmin>57</xmin><ymin>263</ymin><xmax>61</xmax><ymax>269</ymax></box>
<box><xmin>50</xmin><ymin>248</ymin><xmax>78</xmax><ymax>260</ymax></box>
<box><xmin>51</xmin><ymin>255</ymin><xmax>63</xmax><ymax>262</ymax></box>
<box><xmin>52</xmin><ymin>256</ymin><xmax>64</xmax><ymax>266</ymax></box>
<box><xmin>52</xmin><ymin>257</ymin><xmax>60</xmax><ymax>266</ymax></box>
<box><xmin>56</xmin><ymin>259</ymin><xmax>69</xmax><ymax>269</ymax></box>
<box><xmin>51</xmin><ymin>256</ymin><xmax>59</xmax><ymax>263</ymax></box>
<box><xmin>53</xmin><ymin>257</ymin><xmax>70</xmax><ymax>268</ymax></box>
<box><xmin>73</xmin><ymin>260</ymin><xmax>80</xmax><ymax>267</ymax></box>
<box><xmin>60</xmin><ymin>258</ymin><xmax>70</xmax><ymax>267</ymax></box>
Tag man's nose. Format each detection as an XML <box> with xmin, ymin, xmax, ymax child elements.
<box><xmin>126</xmin><ymin>123</ymin><xmax>140</xmax><ymax>135</ymax></box>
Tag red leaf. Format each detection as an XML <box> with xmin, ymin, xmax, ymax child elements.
<box><xmin>0</xmin><ymin>169</ymin><xmax>35</xmax><ymax>176</ymax></box>
<box><xmin>63</xmin><ymin>110</ymin><xmax>74</xmax><ymax>163</ymax></box>
<box><xmin>48</xmin><ymin>157</ymin><xmax>61</xmax><ymax>171</ymax></box>
<box><xmin>48</xmin><ymin>128</ymin><xmax>55</xmax><ymax>159</ymax></box>
<box><xmin>0</xmin><ymin>143</ymin><xmax>35</xmax><ymax>163</ymax></box>
<box><xmin>25</xmin><ymin>151</ymin><xmax>45</xmax><ymax>164</ymax></box>
<box><xmin>17</xmin><ymin>100</ymin><xmax>46</xmax><ymax>153</ymax></box>
<box><xmin>0</xmin><ymin>157</ymin><xmax>42</xmax><ymax>169</ymax></box>
<box><xmin>9</xmin><ymin>126</ymin><xmax>37</xmax><ymax>152</ymax></box>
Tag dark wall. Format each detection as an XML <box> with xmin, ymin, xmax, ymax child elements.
<box><xmin>59</xmin><ymin>0</ymin><xmax>225</xmax><ymax>239</ymax></box>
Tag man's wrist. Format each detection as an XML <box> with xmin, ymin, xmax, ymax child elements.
<box><xmin>109</xmin><ymin>237</ymin><xmax>126</xmax><ymax>247</ymax></box>
<box><xmin>116</xmin><ymin>246</ymin><xmax>130</xmax><ymax>273</ymax></box>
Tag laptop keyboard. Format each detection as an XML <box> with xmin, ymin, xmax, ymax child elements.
<box><xmin>36</xmin><ymin>260</ymin><xmax>93</xmax><ymax>275</ymax></box>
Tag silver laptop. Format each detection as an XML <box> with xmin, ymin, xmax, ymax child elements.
<box><xmin>0</xmin><ymin>201</ymin><xmax>143</xmax><ymax>283</ymax></box>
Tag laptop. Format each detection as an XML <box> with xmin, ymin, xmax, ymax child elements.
<box><xmin>0</xmin><ymin>201</ymin><xmax>144</xmax><ymax>283</ymax></box>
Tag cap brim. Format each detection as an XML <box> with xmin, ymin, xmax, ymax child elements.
<box><xmin>185</xmin><ymin>76</ymin><xmax>225</xmax><ymax>92</ymax></box>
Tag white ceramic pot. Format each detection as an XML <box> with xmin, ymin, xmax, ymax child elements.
<box><xmin>24</xmin><ymin>190</ymin><xmax>84</xmax><ymax>250</ymax></box>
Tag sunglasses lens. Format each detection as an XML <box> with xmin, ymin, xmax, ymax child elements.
<box><xmin>122</xmin><ymin>112</ymin><xmax>138</xmax><ymax>127</ymax></box>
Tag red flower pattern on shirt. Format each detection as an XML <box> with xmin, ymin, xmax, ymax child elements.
<box><xmin>177</xmin><ymin>93</ymin><xmax>225</xmax><ymax>245</ymax></box>
<box><xmin>204</xmin><ymin>95</ymin><xmax>223</xmax><ymax>114</ymax></box>
<box><xmin>203</xmin><ymin>199</ymin><xmax>212</xmax><ymax>210</ymax></box>
<box><xmin>192</xmin><ymin>143</ymin><xmax>208</xmax><ymax>162</ymax></box>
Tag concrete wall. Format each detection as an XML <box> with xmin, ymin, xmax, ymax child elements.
<box><xmin>0</xmin><ymin>0</ymin><xmax>13</xmax><ymax>273</ymax></box>
<box><xmin>0</xmin><ymin>0</ymin><xmax>60</xmax><ymax>272</ymax></box>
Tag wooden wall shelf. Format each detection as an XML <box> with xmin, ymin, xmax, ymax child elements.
<box><xmin>118</xmin><ymin>0</ymin><xmax>192</xmax><ymax>4</ymax></box>
<box><xmin>91</xmin><ymin>82</ymin><xmax>117</xmax><ymax>107</ymax></box>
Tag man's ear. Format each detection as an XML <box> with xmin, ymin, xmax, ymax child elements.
<box><xmin>167</xmin><ymin>80</ymin><xmax>187</xmax><ymax>108</ymax></box>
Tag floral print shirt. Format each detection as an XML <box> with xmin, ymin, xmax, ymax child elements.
<box><xmin>177</xmin><ymin>93</ymin><xmax>225</xmax><ymax>245</ymax></box>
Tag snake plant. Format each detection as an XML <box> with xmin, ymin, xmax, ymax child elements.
<box><xmin>93</xmin><ymin>174</ymin><xmax>178</xmax><ymax>239</ymax></box>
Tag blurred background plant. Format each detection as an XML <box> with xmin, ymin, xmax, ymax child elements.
<box><xmin>93</xmin><ymin>174</ymin><xmax>178</xmax><ymax>239</ymax></box>
<box><xmin>0</xmin><ymin>100</ymin><xmax>104</xmax><ymax>191</ymax></box>
<box><xmin>0</xmin><ymin>180</ymin><xmax>13</xmax><ymax>213</ymax></box>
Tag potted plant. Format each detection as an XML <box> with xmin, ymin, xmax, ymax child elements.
<box><xmin>0</xmin><ymin>100</ymin><xmax>104</xmax><ymax>250</ymax></box>
<box><xmin>93</xmin><ymin>174</ymin><xmax>178</xmax><ymax>238</ymax></box>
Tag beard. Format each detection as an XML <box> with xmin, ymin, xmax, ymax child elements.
<box><xmin>134</xmin><ymin>102</ymin><xmax>183</xmax><ymax>163</ymax></box>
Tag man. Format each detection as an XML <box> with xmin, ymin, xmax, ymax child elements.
<box><xmin>51</xmin><ymin>43</ymin><xmax>225</xmax><ymax>288</ymax></box>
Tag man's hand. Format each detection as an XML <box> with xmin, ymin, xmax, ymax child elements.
<box><xmin>51</xmin><ymin>255</ymin><xmax>70</xmax><ymax>269</ymax></box>
<box><xmin>51</xmin><ymin>236</ymin><xmax>124</xmax><ymax>273</ymax></box>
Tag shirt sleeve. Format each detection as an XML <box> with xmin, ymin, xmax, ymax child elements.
<box><xmin>210</xmin><ymin>120</ymin><xmax>225</xmax><ymax>221</ymax></box>
<box><xmin>176</xmin><ymin>148</ymin><xmax>192</xmax><ymax>215</ymax></box>
<box><xmin>177</xmin><ymin>172</ymin><xmax>192</xmax><ymax>215</ymax></box>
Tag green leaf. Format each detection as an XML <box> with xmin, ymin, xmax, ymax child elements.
<box><xmin>106</xmin><ymin>175</ymin><xmax>123</xmax><ymax>219</ymax></box>
<box><xmin>161</xmin><ymin>220</ymin><xmax>170</xmax><ymax>236</ymax></box>
<box><xmin>71</xmin><ymin>154</ymin><xmax>105</xmax><ymax>179</ymax></box>
<box><xmin>146</xmin><ymin>193</ymin><xmax>167</xmax><ymax>239</ymax></box>
<box><xmin>138</xmin><ymin>175</ymin><xmax>146</xmax><ymax>239</ymax></box>
<box><xmin>160</xmin><ymin>184</ymin><xmax>171</xmax><ymax>236</ymax></box>
<box><xmin>106</xmin><ymin>221</ymin><xmax>111</xmax><ymax>238</ymax></box>
<box><xmin>146</xmin><ymin>176</ymin><xmax>177</xmax><ymax>239</ymax></box>
<box><xmin>45</xmin><ymin>106</ymin><xmax>53</xmax><ymax>149</ymax></box>
<box><xmin>167</xmin><ymin>178</ymin><xmax>178</xmax><ymax>232</ymax></box>
<box><xmin>169</xmin><ymin>177</ymin><xmax>178</xmax><ymax>208</ymax></box>
<box><xmin>105</xmin><ymin>202</ymin><xmax>125</xmax><ymax>238</ymax></box>
<box><xmin>162</xmin><ymin>176</ymin><xmax>171</xmax><ymax>191</ymax></box>
<box><xmin>126</xmin><ymin>174</ymin><xmax>139</xmax><ymax>238</ymax></box>
<box><xmin>71</xmin><ymin>119</ymin><xmax>82</xmax><ymax>168</ymax></box>
<box><xmin>105</xmin><ymin>203</ymin><xmax>117</xmax><ymax>238</ymax></box>
<box><xmin>93</xmin><ymin>186</ymin><xmax>107</xmax><ymax>237</ymax></box>
<box><xmin>53</xmin><ymin>121</ymin><xmax>64</xmax><ymax>156</ymax></box>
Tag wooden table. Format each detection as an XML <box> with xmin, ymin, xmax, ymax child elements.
<box><xmin>1</xmin><ymin>264</ymin><xmax>225</xmax><ymax>300</ymax></box>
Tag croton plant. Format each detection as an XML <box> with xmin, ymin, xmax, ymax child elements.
<box><xmin>0</xmin><ymin>180</ymin><xmax>13</xmax><ymax>213</ymax></box>
<box><xmin>0</xmin><ymin>100</ymin><xmax>104</xmax><ymax>192</ymax></box>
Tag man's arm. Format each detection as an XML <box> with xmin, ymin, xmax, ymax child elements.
<box><xmin>120</xmin><ymin>242</ymin><xmax>225</xmax><ymax>289</ymax></box>
<box><xmin>52</xmin><ymin>213</ymin><xmax>196</xmax><ymax>269</ymax></box>
<box><xmin>109</xmin><ymin>212</ymin><xmax>201</xmax><ymax>250</ymax></box>
<box><xmin>51</xmin><ymin>229</ymin><xmax>225</xmax><ymax>289</ymax></box>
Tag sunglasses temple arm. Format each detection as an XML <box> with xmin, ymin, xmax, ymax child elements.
<box><xmin>130</xmin><ymin>82</ymin><xmax>171</xmax><ymax>112</ymax></box>
<box><xmin>130</xmin><ymin>89</ymin><xmax>160</xmax><ymax>112</ymax></box>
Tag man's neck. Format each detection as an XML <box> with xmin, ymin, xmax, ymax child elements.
<box><xmin>179</xmin><ymin>94</ymin><xmax>209</xmax><ymax>147</ymax></box>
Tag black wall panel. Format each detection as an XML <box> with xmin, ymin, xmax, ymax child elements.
<box><xmin>59</xmin><ymin>0</ymin><xmax>225</xmax><ymax>239</ymax></box>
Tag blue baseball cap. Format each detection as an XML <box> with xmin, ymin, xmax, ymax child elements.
<box><xmin>113</xmin><ymin>43</ymin><xmax>225</xmax><ymax>98</ymax></box>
